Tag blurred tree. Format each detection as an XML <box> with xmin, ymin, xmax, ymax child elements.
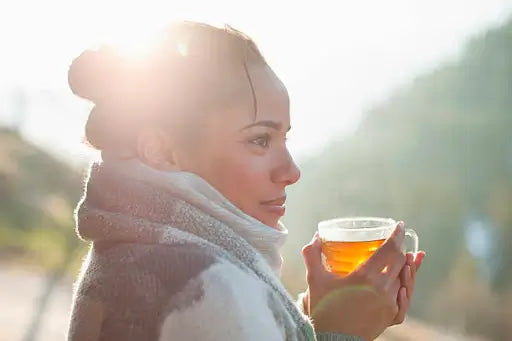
<box><xmin>282</xmin><ymin>17</ymin><xmax>512</xmax><ymax>340</ymax></box>
<box><xmin>0</xmin><ymin>126</ymin><xmax>85</xmax><ymax>340</ymax></box>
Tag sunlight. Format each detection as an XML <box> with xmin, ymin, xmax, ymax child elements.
<box><xmin>177</xmin><ymin>42</ymin><xmax>189</xmax><ymax>57</ymax></box>
<box><xmin>1</xmin><ymin>0</ymin><xmax>511</xmax><ymax>163</ymax></box>
<box><xmin>87</xmin><ymin>2</ymin><xmax>178</xmax><ymax>62</ymax></box>
<box><xmin>110</xmin><ymin>38</ymin><xmax>156</xmax><ymax>62</ymax></box>
<box><xmin>103</xmin><ymin>26</ymin><xmax>162</xmax><ymax>62</ymax></box>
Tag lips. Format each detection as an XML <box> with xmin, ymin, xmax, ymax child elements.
<box><xmin>261</xmin><ymin>196</ymin><xmax>287</xmax><ymax>217</ymax></box>
<box><xmin>261</xmin><ymin>196</ymin><xmax>287</xmax><ymax>206</ymax></box>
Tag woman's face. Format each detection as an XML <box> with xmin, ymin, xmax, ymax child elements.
<box><xmin>173</xmin><ymin>63</ymin><xmax>301</xmax><ymax>228</ymax></box>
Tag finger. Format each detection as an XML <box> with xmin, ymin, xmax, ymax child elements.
<box><xmin>363</xmin><ymin>222</ymin><xmax>405</xmax><ymax>274</ymax></box>
<box><xmin>405</xmin><ymin>252</ymin><xmax>414</xmax><ymax>266</ymax></box>
<box><xmin>302</xmin><ymin>232</ymin><xmax>330</xmax><ymax>283</ymax></box>
<box><xmin>393</xmin><ymin>287</ymin><xmax>408</xmax><ymax>325</ymax></box>
<box><xmin>414</xmin><ymin>251</ymin><xmax>426</xmax><ymax>272</ymax></box>
<box><xmin>400</xmin><ymin>265</ymin><xmax>412</xmax><ymax>300</ymax></box>
<box><xmin>302</xmin><ymin>232</ymin><xmax>321</xmax><ymax>268</ymax></box>
<box><xmin>391</xmin><ymin>278</ymin><xmax>401</xmax><ymax>300</ymax></box>
<box><xmin>408</xmin><ymin>251</ymin><xmax>426</xmax><ymax>301</ymax></box>
<box><xmin>384</xmin><ymin>251</ymin><xmax>407</xmax><ymax>281</ymax></box>
<box><xmin>388</xmin><ymin>278</ymin><xmax>401</xmax><ymax>322</ymax></box>
<box><xmin>377</xmin><ymin>255</ymin><xmax>406</xmax><ymax>290</ymax></box>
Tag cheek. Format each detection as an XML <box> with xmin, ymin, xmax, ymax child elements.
<box><xmin>197</xmin><ymin>145</ymin><xmax>271</xmax><ymax>216</ymax></box>
<box><xmin>186</xmin><ymin>133</ymin><xmax>280</xmax><ymax>226</ymax></box>
<box><xmin>210</xmin><ymin>152</ymin><xmax>268</xmax><ymax>202</ymax></box>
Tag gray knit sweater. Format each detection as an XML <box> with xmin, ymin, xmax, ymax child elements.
<box><xmin>66</xmin><ymin>158</ymin><xmax>362</xmax><ymax>341</ymax></box>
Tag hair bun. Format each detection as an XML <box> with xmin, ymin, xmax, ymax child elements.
<box><xmin>68</xmin><ymin>47</ymin><xmax>123</xmax><ymax>103</ymax></box>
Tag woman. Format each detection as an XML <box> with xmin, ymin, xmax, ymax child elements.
<box><xmin>67</xmin><ymin>21</ymin><xmax>425</xmax><ymax>341</ymax></box>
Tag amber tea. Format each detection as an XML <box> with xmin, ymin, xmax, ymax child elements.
<box><xmin>322</xmin><ymin>238</ymin><xmax>386</xmax><ymax>276</ymax></box>
<box><xmin>318</xmin><ymin>217</ymin><xmax>418</xmax><ymax>277</ymax></box>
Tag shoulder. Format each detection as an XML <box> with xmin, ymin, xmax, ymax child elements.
<box><xmin>90</xmin><ymin>242</ymin><xmax>223</xmax><ymax>293</ymax></box>
<box><xmin>84</xmin><ymin>241</ymin><xmax>270</xmax><ymax>305</ymax></box>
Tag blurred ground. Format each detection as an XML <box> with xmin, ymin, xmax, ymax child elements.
<box><xmin>0</xmin><ymin>265</ymin><xmax>72</xmax><ymax>341</ymax></box>
<box><xmin>0</xmin><ymin>264</ymin><xmax>486</xmax><ymax>341</ymax></box>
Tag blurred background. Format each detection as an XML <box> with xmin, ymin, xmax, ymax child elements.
<box><xmin>1</xmin><ymin>0</ymin><xmax>511</xmax><ymax>340</ymax></box>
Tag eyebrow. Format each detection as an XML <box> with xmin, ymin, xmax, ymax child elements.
<box><xmin>240</xmin><ymin>120</ymin><xmax>291</xmax><ymax>132</ymax></box>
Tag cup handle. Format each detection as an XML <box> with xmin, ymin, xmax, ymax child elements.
<box><xmin>405</xmin><ymin>228</ymin><xmax>419</xmax><ymax>256</ymax></box>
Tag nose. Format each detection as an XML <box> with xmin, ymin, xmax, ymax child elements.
<box><xmin>272</xmin><ymin>148</ymin><xmax>301</xmax><ymax>186</ymax></box>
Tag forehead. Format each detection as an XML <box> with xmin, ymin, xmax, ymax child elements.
<box><xmin>247</xmin><ymin>64</ymin><xmax>290</xmax><ymax>122</ymax></box>
<box><xmin>210</xmin><ymin>63</ymin><xmax>290</xmax><ymax>129</ymax></box>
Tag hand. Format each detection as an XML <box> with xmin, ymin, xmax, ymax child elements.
<box><xmin>391</xmin><ymin>250</ymin><xmax>426</xmax><ymax>325</ymax></box>
<box><xmin>301</xmin><ymin>222</ymin><xmax>413</xmax><ymax>341</ymax></box>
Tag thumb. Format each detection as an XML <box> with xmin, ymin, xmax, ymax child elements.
<box><xmin>302</xmin><ymin>232</ymin><xmax>326</xmax><ymax>282</ymax></box>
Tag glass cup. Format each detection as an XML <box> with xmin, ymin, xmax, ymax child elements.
<box><xmin>318</xmin><ymin>217</ymin><xmax>419</xmax><ymax>277</ymax></box>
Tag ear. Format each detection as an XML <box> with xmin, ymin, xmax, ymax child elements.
<box><xmin>136</xmin><ymin>126</ymin><xmax>181</xmax><ymax>172</ymax></box>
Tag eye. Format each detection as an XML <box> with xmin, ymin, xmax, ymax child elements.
<box><xmin>250</xmin><ymin>133</ymin><xmax>271</xmax><ymax>148</ymax></box>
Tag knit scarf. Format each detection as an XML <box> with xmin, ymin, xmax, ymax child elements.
<box><xmin>75</xmin><ymin>156</ymin><xmax>315</xmax><ymax>340</ymax></box>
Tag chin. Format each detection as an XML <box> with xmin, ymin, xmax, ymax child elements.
<box><xmin>247</xmin><ymin>210</ymin><xmax>280</xmax><ymax>230</ymax></box>
<box><xmin>260</xmin><ymin>216</ymin><xmax>280</xmax><ymax>230</ymax></box>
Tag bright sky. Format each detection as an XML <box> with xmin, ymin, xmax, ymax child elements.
<box><xmin>1</xmin><ymin>0</ymin><xmax>511</xmax><ymax>166</ymax></box>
